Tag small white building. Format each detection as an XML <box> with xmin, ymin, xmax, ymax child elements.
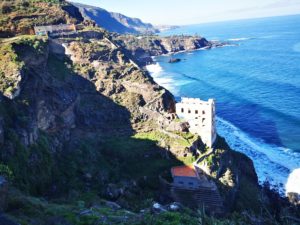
<box><xmin>34</xmin><ymin>24</ymin><xmax>76</xmax><ymax>37</ymax></box>
<box><xmin>176</xmin><ymin>97</ymin><xmax>216</xmax><ymax>147</ymax></box>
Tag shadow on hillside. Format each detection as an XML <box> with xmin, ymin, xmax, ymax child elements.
<box><xmin>0</xmin><ymin>42</ymin><xmax>189</xmax><ymax>210</ymax></box>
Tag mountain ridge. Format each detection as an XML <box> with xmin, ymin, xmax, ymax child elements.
<box><xmin>73</xmin><ymin>2</ymin><xmax>160</xmax><ymax>34</ymax></box>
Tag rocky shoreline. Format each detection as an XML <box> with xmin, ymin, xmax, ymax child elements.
<box><xmin>114</xmin><ymin>34</ymin><xmax>230</xmax><ymax>66</ymax></box>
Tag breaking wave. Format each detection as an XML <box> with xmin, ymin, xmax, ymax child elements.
<box><xmin>217</xmin><ymin>117</ymin><xmax>300</xmax><ymax>195</ymax></box>
<box><xmin>146</xmin><ymin>63</ymin><xmax>192</xmax><ymax>95</ymax></box>
<box><xmin>146</xmin><ymin>63</ymin><xmax>178</xmax><ymax>94</ymax></box>
<box><xmin>286</xmin><ymin>169</ymin><xmax>300</xmax><ymax>194</ymax></box>
<box><xmin>146</xmin><ymin>63</ymin><xmax>163</xmax><ymax>74</ymax></box>
<box><xmin>227</xmin><ymin>37</ymin><xmax>252</xmax><ymax>41</ymax></box>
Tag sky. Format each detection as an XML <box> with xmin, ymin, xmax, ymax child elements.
<box><xmin>71</xmin><ymin>0</ymin><xmax>300</xmax><ymax>25</ymax></box>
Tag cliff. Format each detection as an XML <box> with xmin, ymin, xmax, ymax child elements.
<box><xmin>73</xmin><ymin>3</ymin><xmax>159</xmax><ymax>34</ymax></box>
<box><xmin>114</xmin><ymin>34</ymin><xmax>212</xmax><ymax>66</ymax></box>
<box><xmin>0</xmin><ymin>1</ymin><xmax>298</xmax><ymax>225</ymax></box>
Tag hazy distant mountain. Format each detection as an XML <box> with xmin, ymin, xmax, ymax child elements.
<box><xmin>73</xmin><ymin>3</ymin><xmax>159</xmax><ymax>34</ymax></box>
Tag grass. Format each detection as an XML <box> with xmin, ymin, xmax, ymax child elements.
<box><xmin>101</xmin><ymin>134</ymin><xmax>181</xmax><ymax>179</ymax></box>
<box><xmin>134</xmin><ymin>131</ymin><xmax>197</xmax><ymax>149</ymax></box>
<box><xmin>0</xmin><ymin>36</ymin><xmax>47</xmax><ymax>97</ymax></box>
<box><xmin>0</xmin><ymin>42</ymin><xmax>24</xmax><ymax>97</ymax></box>
<box><xmin>0</xmin><ymin>0</ymin><xmax>78</xmax><ymax>37</ymax></box>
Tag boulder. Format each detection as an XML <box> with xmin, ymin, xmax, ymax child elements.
<box><xmin>105</xmin><ymin>184</ymin><xmax>123</xmax><ymax>200</ymax></box>
<box><xmin>103</xmin><ymin>200</ymin><xmax>122</xmax><ymax>210</ymax></box>
<box><xmin>166</xmin><ymin>120</ymin><xmax>189</xmax><ymax>133</ymax></box>
<box><xmin>168</xmin><ymin>58</ymin><xmax>181</xmax><ymax>63</ymax></box>
<box><xmin>287</xmin><ymin>192</ymin><xmax>300</xmax><ymax>205</ymax></box>
<box><xmin>151</xmin><ymin>202</ymin><xmax>167</xmax><ymax>213</ymax></box>
<box><xmin>167</xmin><ymin>202</ymin><xmax>182</xmax><ymax>211</ymax></box>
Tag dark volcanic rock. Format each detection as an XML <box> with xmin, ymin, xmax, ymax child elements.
<box><xmin>114</xmin><ymin>35</ymin><xmax>212</xmax><ymax>66</ymax></box>
<box><xmin>168</xmin><ymin>58</ymin><xmax>181</xmax><ymax>63</ymax></box>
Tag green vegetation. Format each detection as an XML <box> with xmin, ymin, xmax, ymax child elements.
<box><xmin>0</xmin><ymin>163</ymin><xmax>13</xmax><ymax>180</ymax></box>
<box><xmin>0</xmin><ymin>0</ymin><xmax>78</xmax><ymax>37</ymax></box>
<box><xmin>101</xmin><ymin>134</ymin><xmax>180</xmax><ymax>180</ymax></box>
<box><xmin>14</xmin><ymin>35</ymin><xmax>47</xmax><ymax>54</ymax></box>
<box><xmin>0</xmin><ymin>42</ymin><xmax>24</xmax><ymax>96</ymax></box>
<box><xmin>0</xmin><ymin>7</ymin><xmax>298</xmax><ymax>225</ymax></box>
<box><xmin>134</xmin><ymin>131</ymin><xmax>198</xmax><ymax>150</ymax></box>
<box><xmin>0</xmin><ymin>36</ymin><xmax>47</xmax><ymax>97</ymax></box>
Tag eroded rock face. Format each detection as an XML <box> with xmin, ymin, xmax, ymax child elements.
<box><xmin>0</xmin><ymin>31</ymin><xmax>180</xmax><ymax>195</ymax></box>
<box><xmin>287</xmin><ymin>192</ymin><xmax>300</xmax><ymax>205</ymax></box>
<box><xmin>196</xmin><ymin>136</ymin><xmax>259</xmax><ymax>211</ymax></box>
<box><xmin>114</xmin><ymin>35</ymin><xmax>211</xmax><ymax>66</ymax></box>
<box><xmin>0</xmin><ymin>68</ymin><xmax>24</xmax><ymax>100</ymax></box>
<box><xmin>61</xmin><ymin>35</ymin><xmax>176</xmax><ymax>131</ymax></box>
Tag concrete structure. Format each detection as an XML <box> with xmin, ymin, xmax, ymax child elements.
<box><xmin>171</xmin><ymin>165</ymin><xmax>202</xmax><ymax>190</ymax></box>
<box><xmin>176</xmin><ymin>97</ymin><xmax>216</xmax><ymax>147</ymax></box>
<box><xmin>171</xmin><ymin>165</ymin><xmax>217</xmax><ymax>190</ymax></box>
<box><xmin>34</xmin><ymin>24</ymin><xmax>76</xmax><ymax>37</ymax></box>
<box><xmin>168</xmin><ymin>165</ymin><xmax>224</xmax><ymax>213</ymax></box>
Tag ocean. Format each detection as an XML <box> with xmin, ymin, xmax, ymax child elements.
<box><xmin>146</xmin><ymin>14</ymin><xmax>300</xmax><ymax>195</ymax></box>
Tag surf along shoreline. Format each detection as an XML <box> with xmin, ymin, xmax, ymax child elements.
<box><xmin>144</xmin><ymin>40</ymin><xmax>300</xmax><ymax>198</ymax></box>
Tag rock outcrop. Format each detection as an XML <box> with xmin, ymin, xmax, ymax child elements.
<box><xmin>114</xmin><ymin>35</ymin><xmax>212</xmax><ymax>66</ymax></box>
<box><xmin>0</xmin><ymin>1</ymin><xmax>83</xmax><ymax>38</ymax></box>
<box><xmin>195</xmin><ymin>136</ymin><xmax>260</xmax><ymax>211</ymax></box>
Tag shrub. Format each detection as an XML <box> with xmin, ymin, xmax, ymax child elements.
<box><xmin>0</xmin><ymin>163</ymin><xmax>14</xmax><ymax>180</ymax></box>
<box><xmin>0</xmin><ymin>2</ymin><xmax>13</xmax><ymax>14</ymax></box>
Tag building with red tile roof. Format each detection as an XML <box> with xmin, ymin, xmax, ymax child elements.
<box><xmin>171</xmin><ymin>165</ymin><xmax>201</xmax><ymax>189</ymax></box>
<box><xmin>171</xmin><ymin>165</ymin><xmax>198</xmax><ymax>178</ymax></box>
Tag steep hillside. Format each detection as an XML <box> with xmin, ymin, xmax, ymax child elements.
<box><xmin>0</xmin><ymin>0</ymin><xmax>83</xmax><ymax>37</ymax></box>
<box><xmin>74</xmin><ymin>3</ymin><xmax>159</xmax><ymax>34</ymax></box>
<box><xmin>0</xmin><ymin>1</ymin><xmax>299</xmax><ymax>225</ymax></box>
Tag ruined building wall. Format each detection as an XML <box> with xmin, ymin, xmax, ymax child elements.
<box><xmin>176</xmin><ymin>98</ymin><xmax>216</xmax><ymax>147</ymax></box>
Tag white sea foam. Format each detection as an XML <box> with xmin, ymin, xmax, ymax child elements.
<box><xmin>146</xmin><ymin>62</ymin><xmax>194</xmax><ymax>96</ymax></box>
<box><xmin>286</xmin><ymin>169</ymin><xmax>300</xmax><ymax>194</ymax></box>
<box><xmin>227</xmin><ymin>37</ymin><xmax>251</xmax><ymax>41</ymax></box>
<box><xmin>217</xmin><ymin>117</ymin><xmax>300</xmax><ymax>195</ymax></box>
<box><xmin>146</xmin><ymin>63</ymin><xmax>300</xmax><ymax>196</ymax></box>
<box><xmin>146</xmin><ymin>63</ymin><xmax>178</xmax><ymax>94</ymax></box>
<box><xmin>146</xmin><ymin>63</ymin><xmax>163</xmax><ymax>75</ymax></box>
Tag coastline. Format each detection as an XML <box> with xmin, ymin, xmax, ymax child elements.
<box><xmin>146</xmin><ymin>56</ymin><xmax>300</xmax><ymax>197</ymax></box>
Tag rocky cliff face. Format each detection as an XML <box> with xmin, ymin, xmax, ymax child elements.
<box><xmin>74</xmin><ymin>3</ymin><xmax>159</xmax><ymax>34</ymax></box>
<box><xmin>0</xmin><ymin>2</ymin><xmax>289</xmax><ymax>224</ymax></box>
<box><xmin>196</xmin><ymin>136</ymin><xmax>260</xmax><ymax>211</ymax></box>
<box><xmin>114</xmin><ymin>35</ymin><xmax>212</xmax><ymax>66</ymax></box>
<box><xmin>0</xmin><ymin>29</ymin><xmax>180</xmax><ymax>194</ymax></box>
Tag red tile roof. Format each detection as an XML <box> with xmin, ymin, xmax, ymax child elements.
<box><xmin>171</xmin><ymin>166</ymin><xmax>197</xmax><ymax>177</ymax></box>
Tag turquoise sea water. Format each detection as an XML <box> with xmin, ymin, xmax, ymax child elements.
<box><xmin>147</xmin><ymin>15</ymin><xmax>300</xmax><ymax>194</ymax></box>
